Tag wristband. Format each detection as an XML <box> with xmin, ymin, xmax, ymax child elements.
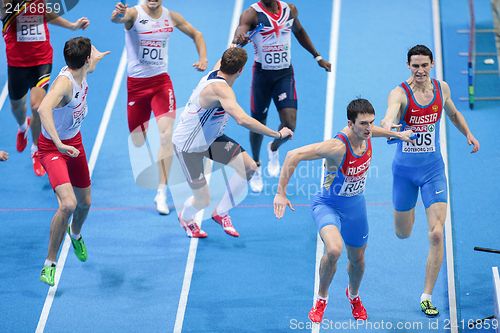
<box><xmin>315</xmin><ymin>55</ymin><xmax>323</xmax><ymax>62</ymax></box>
<box><xmin>278</xmin><ymin>131</ymin><xmax>282</xmax><ymax>139</ymax></box>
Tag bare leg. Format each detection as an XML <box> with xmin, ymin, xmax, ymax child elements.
<box><xmin>394</xmin><ymin>208</ymin><xmax>415</xmax><ymax>239</ymax></box>
<box><xmin>423</xmin><ymin>202</ymin><xmax>447</xmax><ymax>294</ymax></box>
<box><xmin>346</xmin><ymin>244</ymin><xmax>366</xmax><ymax>296</ymax></box>
<box><xmin>70</xmin><ymin>186</ymin><xmax>91</xmax><ymax>235</ymax></box>
<box><xmin>270</xmin><ymin>107</ymin><xmax>296</xmax><ymax>151</ymax></box>
<box><xmin>317</xmin><ymin>225</ymin><xmax>343</xmax><ymax>298</ymax></box>
<box><xmin>29</xmin><ymin>87</ymin><xmax>47</xmax><ymax>146</ymax></box>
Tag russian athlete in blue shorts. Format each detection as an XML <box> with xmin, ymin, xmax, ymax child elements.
<box><xmin>381</xmin><ymin>45</ymin><xmax>480</xmax><ymax>317</ymax></box>
<box><xmin>233</xmin><ymin>0</ymin><xmax>331</xmax><ymax>193</ymax></box>
<box><xmin>273</xmin><ymin>98</ymin><xmax>415</xmax><ymax>323</ymax></box>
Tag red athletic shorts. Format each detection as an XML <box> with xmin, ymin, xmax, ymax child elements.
<box><xmin>127</xmin><ymin>73</ymin><xmax>176</xmax><ymax>133</ymax></box>
<box><xmin>38</xmin><ymin>132</ymin><xmax>91</xmax><ymax>190</ymax></box>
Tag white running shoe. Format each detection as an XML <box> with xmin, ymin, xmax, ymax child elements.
<box><xmin>267</xmin><ymin>142</ymin><xmax>280</xmax><ymax>177</ymax></box>
<box><xmin>249</xmin><ymin>166</ymin><xmax>264</xmax><ymax>193</ymax></box>
<box><xmin>154</xmin><ymin>190</ymin><xmax>170</xmax><ymax>215</ymax></box>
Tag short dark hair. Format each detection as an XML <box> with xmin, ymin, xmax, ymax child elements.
<box><xmin>220</xmin><ymin>47</ymin><xmax>247</xmax><ymax>75</ymax></box>
<box><xmin>64</xmin><ymin>37</ymin><xmax>92</xmax><ymax>69</ymax></box>
<box><xmin>347</xmin><ymin>98</ymin><xmax>375</xmax><ymax>122</ymax></box>
<box><xmin>407</xmin><ymin>44</ymin><xmax>433</xmax><ymax>63</ymax></box>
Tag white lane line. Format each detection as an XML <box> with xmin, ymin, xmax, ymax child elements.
<box><xmin>172</xmin><ymin>1</ymin><xmax>244</xmax><ymax>332</ymax></box>
<box><xmin>312</xmin><ymin>1</ymin><xmax>341</xmax><ymax>332</ymax></box>
<box><xmin>35</xmin><ymin>47</ymin><xmax>128</xmax><ymax>333</ymax></box>
<box><xmin>0</xmin><ymin>82</ymin><xmax>8</xmax><ymax>112</ymax></box>
<box><xmin>432</xmin><ymin>1</ymin><xmax>458</xmax><ymax>332</ymax></box>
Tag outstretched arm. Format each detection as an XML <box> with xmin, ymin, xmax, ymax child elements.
<box><xmin>171</xmin><ymin>11</ymin><xmax>207</xmax><ymax>71</ymax></box>
<box><xmin>232</xmin><ymin>8</ymin><xmax>258</xmax><ymax>46</ymax></box>
<box><xmin>88</xmin><ymin>45</ymin><xmax>110</xmax><ymax>73</ymax></box>
<box><xmin>381</xmin><ymin>86</ymin><xmax>405</xmax><ymax>131</ymax></box>
<box><xmin>289</xmin><ymin>4</ymin><xmax>331</xmax><ymax>72</ymax></box>
<box><xmin>38</xmin><ymin>77</ymin><xmax>79</xmax><ymax>157</ymax></box>
<box><xmin>442</xmin><ymin>81</ymin><xmax>480</xmax><ymax>153</ymax></box>
<box><xmin>371</xmin><ymin>125</ymin><xmax>415</xmax><ymax>143</ymax></box>
<box><xmin>215</xmin><ymin>82</ymin><xmax>293</xmax><ymax>139</ymax></box>
<box><xmin>46</xmin><ymin>12</ymin><xmax>89</xmax><ymax>30</ymax></box>
<box><xmin>110</xmin><ymin>2</ymin><xmax>137</xmax><ymax>30</ymax></box>
<box><xmin>274</xmin><ymin>139</ymin><xmax>344</xmax><ymax>218</ymax></box>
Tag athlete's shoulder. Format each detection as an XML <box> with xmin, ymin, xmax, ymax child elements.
<box><xmin>286</xmin><ymin>3</ymin><xmax>298</xmax><ymax>16</ymax></box>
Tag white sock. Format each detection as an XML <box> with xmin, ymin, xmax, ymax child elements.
<box><xmin>420</xmin><ymin>293</ymin><xmax>432</xmax><ymax>303</ymax></box>
<box><xmin>44</xmin><ymin>259</ymin><xmax>56</xmax><ymax>267</ymax></box>
<box><xmin>317</xmin><ymin>295</ymin><xmax>328</xmax><ymax>302</ymax></box>
<box><xmin>216</xmin><ymin>173</ymin><xmax>247</xmax><ymax>216</ymax></box>
<box><xmin>19</xmin><ymin>118</ymin><xmax>28</xmax><ymax>131</ymax></box>
<box><xmin>348</xmin><ymin>286</ymin><xmax>359</xmax><ymax>299</ymax></box>
<box><xmin>31</xmin><ymin>144</ymin><xmax>38</xmax><ymax>155</ymax></box>
<box><xmin>157</xmin><ymin>184</ymin><xmax>167</xmax><ymax>194</ymax></box>
<box><xmin>181</xmin><ymin>197</ymin><xmax>199</xmax><ymax>221</ymax></box>
<box><xmin>70</xmin><ymin>232</ymin><xmax>81</xmax><ymax>240</ymax></box>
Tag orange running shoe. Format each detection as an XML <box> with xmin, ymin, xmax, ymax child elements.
<box><xmin>346</xmin><ymin>288</ymin><xmax>368</xmax><ymax>320</ymax></box>
<box><xmin>308</xmin><ymin>298</ymin><xmax>327</xmax><ymax>323</ymax></box>
<box><xmin>16</xmin><ymin>116</ymin><xmax>30</xmax><ymax>152</ymax></box>
<box><xmin>32</xmin><ymin>151</ymin><xmax>46</xmax><ymax>177</ymax></box>
<box><xmin>212</xmin><ymin>213</ymin><xmax>239</xmax><ymax>237</ymax></box>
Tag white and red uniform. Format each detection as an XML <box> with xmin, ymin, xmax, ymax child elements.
<box><xmin>38</xmin><ymin>67</ymin><xmax>90</xmax><ymax>189</ymax></box>
<box><xmin>2</xmin><ymin>0</ymin><xmax>53</xmax><ymax>67</ymax></box>
<box><xmin>125</xmin><ymin>5</ymin><xmax>176</xmax><ymax>133</ymax></box>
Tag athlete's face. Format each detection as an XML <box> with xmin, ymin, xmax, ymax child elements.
<box><xmin>260</xmin><ymin>0</ymin><xmax>277</xmax><ymax>8</ymax></box>
<box><xmin>145</xmin><ymin>0</ymin><xmax>162</xmax><ymax>10</ymax></box>
<box><xmin>349</xmin><ymin>113</ymin><xmax>375</xmax><ymax>140</ymax></box>
<box><xmin>408</xmin><ymin>55</ymin><xmax>433</xmax><ymax>84</ymax></box>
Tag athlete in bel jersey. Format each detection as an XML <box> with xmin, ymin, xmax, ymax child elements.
<box><xmin>1</xmin><ymin>0</ymin><xmax>89</xmax><ymax>176</ymax></box>
<box><xmin>173</xmin><ymin>47</ymin><xmax>293</xmax><ymax>238</ymax></box>
<box><xmin>381</xmin><ymin>45</ymin><xmax>480</xmax><ymax>317</ymax></box>
<box><xmin>233</xmin><ymin>0</ymin><xmax>331</xmax><ymax>193</ymax></box>
<box><xmin>274</xmin><ymin>99</ymin><xmax>415</xmax><ymax>323</ymax></box>
<box><xmin>111</xmin><ymin>0</ymin><xmax>207</xmax><ymax>215</ymax></box>
<box><xmin>37</xmin><ymin>37</ymin><xmax>109</xmax><ymax>286</ymax></box>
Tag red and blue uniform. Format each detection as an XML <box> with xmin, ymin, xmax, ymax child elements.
<box><xmin>392</xmin><ymin>79</ymin><xmax>448</xmax><ymax>211</ymax></box>
<box><xmin>311</xmin><ymin>132</ymin><xmax>372</xmax><ymax>247</ymax></box>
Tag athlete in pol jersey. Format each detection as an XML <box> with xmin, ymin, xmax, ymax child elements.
<box><xmin>1</xmin><ymin>0</ymin><xmax>89</xmax><ymax>176</ymax></box>
<box><xmin>112</xmin><ymin>0</ymin><xmax>207</xmax><ymax>215</ymax></box>
<box><xmin>233</xmin><ymin>0</ymin><xmax>331</xmax><ymax>193</ymax></box>
<box><xmin>173</xmin><ymin>47</ymin><xmax>293</xmax><ymax>238</ymax></box>
<box><xmin>36</xmin><ymin>37</ymin><xmax>109</xmax><ymax>286</ymax></box>
<box><xmin>381</xmin><ymin>45</ymin><xmax>480</xmax><ymax>317</ymax></box>
<box><xmin>274</xmin><ymin>98</ymin><xmax>415</xmax><ymax>323</ymax></box>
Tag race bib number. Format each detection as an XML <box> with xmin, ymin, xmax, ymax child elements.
<box><xmin>262</xmin><ymin>44</ymin><xmax>290</xmax><ymax>70</ymax></box>
<box><xmin>139</xmin><ymin>39</ymin><xmax>167</xmax><ymax>66</ymax></box>
<box><xmin>69</xmin><ymin>104</ymin><xmax>88</xmax><ymax>130</ymax></box>
<box><xmin>16</xmin><ymin>15</ymin><xmax>46</xmax><ymax>42</ymax></box>
<box><xmin>338</xmin><ymin>175</ymin><xmax>367</xmax><ymax>197</ymax></box>
<box><xmin>402</xmin><ymin>124</ymin><xmax>436</xmax><ymax>153</ymax></box>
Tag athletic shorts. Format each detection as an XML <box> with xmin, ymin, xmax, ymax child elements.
<box><xmin>38</xmin><ymin>132</ymin><xmax>91</xmax><ymax>190</ymax></box>
<box><xmin>392</xmin><ymin>161</ymin><xmax>448</xmax><ymax>211</ymax></box>
<box><xmin>311</xmin><ymin>195</ymin><xmax>368</xmax><ymax>248</ymax></box>
<box><xmin>8</xmin><ymin>64</ymin><xmax>52</xmax><ymax>100</ymax></box>
<box><xmin>127</xmin><ymin>73</ymin><xmax>176</xmax><ymax>133</ymax></box>
<box><xmin>174</xmin><ymin>135</ymin><xmax>245</xmax><ymax>190</ymax></box>
<box><xmin>250</xmin><ymin>62</ymin><xmax>297</xmax><ymax>120</ymax></box>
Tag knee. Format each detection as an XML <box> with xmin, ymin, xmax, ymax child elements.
<box><xmin>60</xmin><ymin>198</ymin><xmax>77</xmax><ymax>215</ymax></box>
<box><xmin>428</xmin><ymin>225</ymin><xmax>444</xmax><ymax>245</ymax></box>
<box><xmin>325</xmin><ymin>246</ymin><xmax>342</xmax><ymax>262</ymax></box>
<box><xmin>281</xmin><ymin>115</ymin><xmax>297</xmax><ymax>131</ymax></box>
<box><xmin>159</xmin><ymin>128</ymin><xmax>173</xmax><ymax>147</ymax></box>
<box><xmin>245</xmin><ymin>160</ymin><xmax>258</xmax><ymax>180</ymax></box>
<box><xmin>130</xmin><ymin>130</ymin><xmax>146</xmax><ymax>147</ymax></box>
<box><xmin>78</xmin><ymin>196</ymin><xmax>91</xmax><ymax>210</ymax></box>
<box><xmin>348</xmin><ymin>254</ymin><xmax>365</xmax><ymax>268</ymax></box>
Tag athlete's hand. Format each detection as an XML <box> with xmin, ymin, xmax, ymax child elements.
<box><xmin>91</xmin><ymin>45</ymin><xmax>111</xmax><ymax>61</ymax></box>
<box><xmin>57</xmin><ymin>144</ymin><xmax>80</xmax><ymax>158</ymax></box>
<box><xmin>318</xmin><ymin>59</ymin><xmax>332</xmax><ymax>72</ymax></box>
<box><xmin>72</xmin><ymin>17</ymin><xmax>90</xmax><ymax>30</ymax></box>
<box><xmin>112</xmin><ymin>2</ymin><xmax>128</xmax><ymax>20</ymax></box>
<box><xmin>274</xmin><ymin>193</ymin><xmax>295</xmax><ymax>219</ymax></box>
<box><xmin>277</xmin><ymin>127</ymin><xmax>293</xmax><ymax>140</ymax></box>
<box><xmin>234</xmin><ymin>32</ymin><xmax>250</xmax><ymax>47</ymax></box>
<box><xmin>193</xmin><ymin>58</ymin><xmax>208</xmax><ymax>71</ymax></box>
<box><xmin>398</xmin><ymin>129</ymin><xmax>416</xmax><ymax>144</ymax></box>
<box><xmin>467</xmin><ymin>132</ymin><xmax>480</xmax><ymax>153</ymax></box>
<box><xmin>0</xmin><ymin>151</ymin><xmax>9</xmax><ymax>161</ymax></box>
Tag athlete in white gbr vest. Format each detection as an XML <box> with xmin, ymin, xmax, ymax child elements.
<box><xmin>111</xmin><ymin>0</ymin><xmax>207</xmax><ymax>215</ymax></box>
<box><xmin>37</xmin><ymin>37</ymin><xmax>109</xmax><ymax>286</ymax></box>
<box><xmin>173</xmin><ymin>47</ymin><xmax>293</xmax><ymax>238</ymax></box>
<box><xmin>233</xmin><ymin>0</ymin><xmax>331</xmax><ymax>193</ymax></box>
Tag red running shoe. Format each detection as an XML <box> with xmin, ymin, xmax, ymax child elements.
<box><xmin>16</xmin><ymin>116</ymin><xmax>31</xmax><ymax>152</ymax></box>
<box><xmin>178</xmin><ymin>214</ymin><xmax>207</xmax><ymax>238</ymax></box>
<box><xmin>346</xmin><ymin>288</ymin><xmax>368</xmax><ymax>320</ymax></box>
<box><xmin>308</xmin><ymin>298</ymin><xmax>327</xmax><ymax>323</ymax></box>
<box><xmin>212</xmin><ymin>213</ymin><xmax>239</xmax><ymax>237</ymax></box>
<box><xmin>32</xmin><ymin>151</ymin><xmax>46</xmax><ymax>177</ymax></box>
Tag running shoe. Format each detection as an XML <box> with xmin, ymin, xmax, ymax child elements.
<box><xmin>68</xmin><ymin>226</ymin><xmax>88</xmax><ymax>262</ymax></box>
<box><xmin>420</xmin><ymin>300</ymin><xmax>439</xmax><ymax>317</ymax></box>
<box><xmin>16</xmin><ymin>116</ymin><xmax>30</xmax><ymax>152</ymax></box>
<box><xmin>40</xmin><ymin>264</ymin><xmax>56</xmax><ymax>286</ymax></box>
<box><xmin>267</xmin><ymin>142</ymin><xmax>280</xmax><ymax>177</ymax></box>
<box><xmin>154</xmin><ymin>190</ymin><xmax>170</xmax><ymax>215</ymax></box>
<box><xmin>308</xmin><ymin>298</ymin><xmax>327</xmax><ymax>323</ymax></box>
<box><xmin>32</xmin><ymin>151</ymin><xmax>46</xmax><ymax>177</ymax></box>
<box><xmin>346</xmin><ymin>288</ymin><xmax>368</xmax><ymax>320</ymax></box>
<box><xmin>212</xmin><ymin>212</ymin><xmax>239</xmax><ymax>237</ymax></box>
<box><xmin>178</xmin><ymin>214</ymin><xmax>207</xmax><ymax>238</ymax></box>
<box><xmin>249</xmin><ymin>165</ymin><xmax>263</xmax><ymax>193</ymax></box>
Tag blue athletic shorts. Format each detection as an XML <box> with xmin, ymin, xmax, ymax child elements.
<box><xmin>250</xmin><ymin>62</ymin><xmax>297</xmax><ymax>120</ymax></box>
<box><xmin>311</xmin><ymin>195</ymin><xmax>368</xmax><ymax>248</ymax></box>
<box><xmin>392</xmin><ymin>161</ymin><xmax>448</xmax><ymax>211</ymax></box>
